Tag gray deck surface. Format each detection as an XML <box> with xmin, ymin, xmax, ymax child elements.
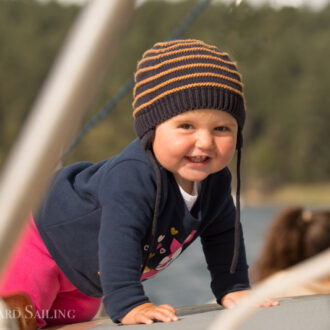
<box><xmin>62</xmin><ymin>294</ymin><xmax>329</xmax><ymax>330</ymax></box>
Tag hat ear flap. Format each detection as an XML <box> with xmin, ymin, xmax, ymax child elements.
<box><xmin>141</xmin><ymin>129</ymin><xmax>155</xmax><ymax>150</ymax></box>
<box><xmin>236</xmin><ymin>129</ymin><xmax>243</xmax><ymax>150</ymax></box>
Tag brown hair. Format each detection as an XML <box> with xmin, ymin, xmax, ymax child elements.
<box><xmin>251</xmin><ymin>207</ymin><xmax>330</xmax><ymax>283</ymax></box>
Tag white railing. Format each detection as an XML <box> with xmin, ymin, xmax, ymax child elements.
<box><xmin>208</xmin><ymin>248</ymin><xmax>330</xmax><ymax>330</ymax></box>
<box><xmin>0</xmin><ymin>0</ymin><xmax>135</xmax><ymax>327</ymax></box>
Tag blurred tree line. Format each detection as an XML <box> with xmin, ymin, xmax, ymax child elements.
<box><xmin>0</xmin><ymin>0</ymin><xmax>329</xmax><ymax>192</ymax></box>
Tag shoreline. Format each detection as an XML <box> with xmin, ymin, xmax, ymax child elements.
<box><xmin>242</xmin><ymin>182</ymin><xmax>330</xmax><ymax>208</ymax></box>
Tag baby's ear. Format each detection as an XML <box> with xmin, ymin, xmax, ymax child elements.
<box><xmin>141</xmin><ymin>129</ymin><xmax>155</xmax><ymax>150</ymax></box>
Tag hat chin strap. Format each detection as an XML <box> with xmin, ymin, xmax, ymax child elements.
<box><xmin>140</xmin><ymin>137</ymin><xmax>162</xmax><ymax>275</ymax></box>
<box><xmin>230</xmin><ymin>128</ymin><xmax>243</xmax><ymax>273</ymax></box>
<box><xmin>236</xmin><ymin>129</ymin><xmax>243</xmax><ymax>150</ymax></box>
<box><xmin>230</xmin><ymin>142</ymin><xmax>242</xmax><ymax>274</ymax></box>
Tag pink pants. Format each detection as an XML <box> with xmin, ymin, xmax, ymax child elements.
<box><xmin>0</xmin><ymin>215</ymin><xmax>102</xmax><ymax>328</ymax></box>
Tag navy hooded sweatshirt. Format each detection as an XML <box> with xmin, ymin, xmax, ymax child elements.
<box><xmin>35</xmin><ymin>138</ymin><xmax>249</xmax><ymax>322</ymax></box>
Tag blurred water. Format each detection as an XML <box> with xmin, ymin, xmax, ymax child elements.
<box><xmin>143</xmin><ymin>206</ymin><xmax>280</xmax><ymax>307</ymax></box>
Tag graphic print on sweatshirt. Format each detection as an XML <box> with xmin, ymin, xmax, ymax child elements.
<box><xmin>140</xmin><ymin>229</ymin><xmax>197</xmax><ymax>281</ymax></box>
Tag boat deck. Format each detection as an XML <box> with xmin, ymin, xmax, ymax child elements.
<box><xmin>49</xmin><ymin>294</ymin><xmax>330</xmax><ymax>330</ymax></box>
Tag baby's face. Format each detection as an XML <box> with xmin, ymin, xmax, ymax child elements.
<box><xmin>152</xmin><ymin>109</ymin><xmax>238</xmax><ymax>193</ymax></box>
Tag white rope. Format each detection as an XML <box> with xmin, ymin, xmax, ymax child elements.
<box><xmin>208</xmin><ymin>248</ymin><xmax>330</xmax><ymax>330</ymax></box>
<box><xmin>0</xmin><ymin>2</ymin><xmax>135</xmax><ymax>326</ymax></box>
<box><xmin>0</xmin><ymin>0</ymin><xmax>135</xmax><ymax>298</ymax></box>
<box><xmin>0</xmin><ymin>2</ymin><xmax>135</xmax><ymax>327</ymax></box>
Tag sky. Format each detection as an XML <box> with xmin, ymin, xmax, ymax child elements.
<box><xmin>45</xmin><ymin>0</ymin><xmax>330</xmax><ymax>11</ymax></box>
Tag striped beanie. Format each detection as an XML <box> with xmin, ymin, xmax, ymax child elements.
<box><xmin>133</xmin><ymin>39</ymin><xmax>246</xmax><ymax>146</ymax></box>
<box><xmin>134</xmin><ymin>39</ymin><xmax>245</xmax><ymax>274</ymax></box>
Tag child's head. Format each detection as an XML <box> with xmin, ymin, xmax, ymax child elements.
<box><xmin>252</xmin><ymin>207</ymin><xmax>330</xmax><ymax>282</ymax></box>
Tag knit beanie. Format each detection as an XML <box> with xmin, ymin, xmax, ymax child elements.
<box><xmin>133</xmin><ymin>39</ymin><xmax>246</xmax><ymax>274</ymax></box>
<box><xmin>133</xmin><ymin>39</ymin><xmax>245</xmax><ymax>146</ymax></box>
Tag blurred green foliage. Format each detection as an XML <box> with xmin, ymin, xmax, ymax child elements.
<box><xmin>0</xmin><ymin>0</ymin><xmax>329</xmax><ymax>191</ymax></box>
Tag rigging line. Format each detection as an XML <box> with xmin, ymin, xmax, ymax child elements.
<box><xmin>61</xmin><ymin>0</ymin><xmax>212</xmax><ymax>160</ymax></box>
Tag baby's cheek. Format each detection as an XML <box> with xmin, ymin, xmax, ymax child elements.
<box><xmin>221</xmin><ymin>142</ymin><xmax>236</xmax><ymax>160</ymax></box>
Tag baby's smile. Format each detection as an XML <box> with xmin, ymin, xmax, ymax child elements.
<box><xmin>184</xmin><ymin>155</ymin><xmax>210</xmax><ymax>165</ymax></box>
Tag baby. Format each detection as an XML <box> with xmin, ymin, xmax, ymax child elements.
<box><xmin>1</xmin><ymin>39</ymin><xmax>276</xmax><ymax>327</ymax></box>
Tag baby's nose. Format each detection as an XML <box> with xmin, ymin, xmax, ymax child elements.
<box><xmin>195</xmin><ymin>130</ymin><xmax>213</xmax><ymax>149</ymax></box>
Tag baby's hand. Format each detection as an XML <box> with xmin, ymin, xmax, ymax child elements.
<box><xmin>120</xmin><ymin>302</ymin><xmax>178</xmax><ymax>325</ymax></box>
<box><xmin>221</xmin><ymin>290</ymin><xmax>279</xmax><ymax>309</ymax></box>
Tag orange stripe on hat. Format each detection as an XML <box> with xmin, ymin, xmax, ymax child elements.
<box><xmin>137</xmin><ymin>47</ymin><xmax>236</xmax><ymax>70</ymax></box>
<box><xmin>133</xmin><ymin>82</ymin><xmax>244</xmax><ymax>117</ymax></box>
<box><xmin>133</xmin><ymin>63</ymin><xmax>242</xmax><ymax>96</ymax></box>
<box><xmin>135</xmin><ymin>54</ymin><xmax>240</xmax><ymax>81</ymax></box>
<box><xmin>133</xmin><ymin>73</ymin><xmax>243</xmax><ymax>109</ymax></box>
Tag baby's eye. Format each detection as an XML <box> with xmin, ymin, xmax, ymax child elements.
<box><xmin>214</xmin><ymin>126</ymin><xmax>229</xmax><ymax>132</ymax></box>
<box><xmin>179</xmin><ymin>123</ymin><xmax>194</xmax><ymax>129</ymax></box>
